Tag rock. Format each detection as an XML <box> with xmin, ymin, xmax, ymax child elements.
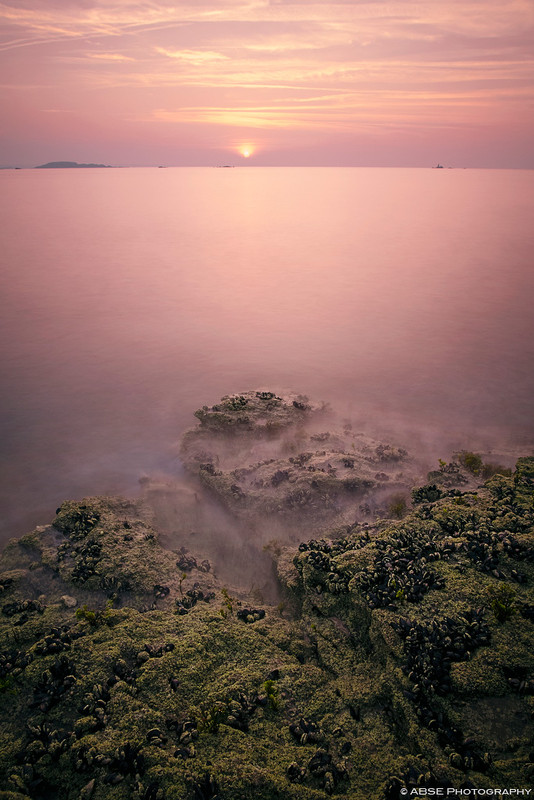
<box><xmin>177</xmin><ymin>390</ymin><xmax>419</xmax><ymax>528</ymax></box>
<box><xmin>61</xmin><ymin>595</ymin><xmax>77</xmax><ymax>608</ymax></box>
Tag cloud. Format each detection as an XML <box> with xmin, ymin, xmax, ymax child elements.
<box><xmin>155</xmin><ymin>46</ymin><xmax>229</xmax><ymax>63</ymax></box>
<box><xmin>1</xmin><ymin>1</ymin><xmax>533</xmax><ymax>50</ymax></box>
<box><xmin>88</xmin><ymin>51</ymin><xmax>134</xmax><ymax>61</ymax></box>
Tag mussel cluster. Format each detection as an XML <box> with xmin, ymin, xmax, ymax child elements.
<box><xmin>502</xmin><ymin>532</ymin><xmax>534</xmax><ymax>561</ymax></box>
<box><xmin>356</xmin><ymin>525</ymin><xmax>445</xmax><ymax>609</ymax></box>
<box><xmin>7</xmin><ymin>762</ymin><xmax>52</xmax><ymax>797</ymax></box>
<box><xmin>135</xmin><ymin>780</ymin><xmax>166</xmax><ymax>800</ymax></box>
<box><xmin>71</xmin><ymin>540</ymin><xmax>103</xmax><ymax>583</ymax></box>
<box><xmin>408</xmin><ymin>695</ymin><xmax>493</xmax><ymax>774</ymax></box>
<box><xmin>375</xmin><ymin>444</ymin><xmax>408</xmax><ymax>462</ymax></box>
<box><xmin>76</xmin><ymin>682</ymin><xmax>111</xmax><ymax>736</ymax></box>
<box><xmin>236</xmin><ymin>607</ymin><xmax>265</xmax><ymax>623</ymax></box>
<box><xmin>176</xmin><ymin>552</ymin><xmax>211</xmax><ymax>573</ymax></box>
<box><xmin>75</xmin><ymin>740</ymin><xmax>145</xmax><ymax>788</ymax></box>
<box><xmin>300</xmin><ymin>556</ymin><xmax>348</xmax><ymax>595</ymax></box>
<box><xmin>199</xmin><ymin>462</ymin><xmax>219</xmax><ymax>476</ymax></box>
<box><xmin>429</xmin><ymin>504</ymin><xmax>533</xmax><ymax>584</ymax></box>
<box><xmin>196</xmin><ymin>676</ymin><xmax>279</xmax><ymax>739</ymax></box>
<box><xmin>58</xmin><ymin>536</ymin><xmax>104</xmax><ymax>583</ymax></box>
<box><xmin>224</xmin><ymin>692</ymin><xmax>260</xmax><ymax>732</ymax></box>
<box><xmin>24</xmin><ymin>720</ymin><xmax>72</xmax><ymax>762</ymax></box>
<box><xmin>394</xmin><ymin>610</ymin><xmax>494</xmax><ymax>774</ymax></box>
<box><xmin>394</xmin><ymin>609</ymin><xmax>490</xmax><ymax>697</ymax></box>
<box><xmin>256</xmin><ymin>390</ymin><xmax>279</xmax><ymax>402</ymax></box>
<box><xmin>11</xmin><ymin>722</ymin><xmax>72</xmax><ymax>795</ymax></box>
<box><xmin>507</xmin><ymin>670</ymin><xmax>534</xmax><ymax>694</ymax></box>
<box><xmin>136</xmin><ymin>642</ymin><xmax>175</xmax><ymax>667</ymax></box>
<box><xmin>153</xmin><ymin>584</ymin><xmax>170</xmax><ymax>600</ymax></box>
<box><xmin>54</xmin><ymin>504</ymin><xmax>100</xmax><ymax>539</ymax></box>
<box><xmin>411</xmin><ymin>484</ymin><xmax>443</xmax><ymax>504</ymax></box>
<box><xmin>166</xmin><ymin>718</ymin><xmax>198</xmax><ymax>759</ymax></box>
<box><xmin>190</xmin><ymin>772</ymin><xmax>222</xmax><ymax>800</ymax></box>
<box><xmin>461</xmin><ymin>530</ymin><xmax>501</xmax><ymax>575</ymax></box>
<box><xmin>110</xmin><ymin>656</ymin><xmax>139</xmax><ymax>688</ymax></box>
<box><xmin>271</xmin><ymin>469</ymin><xmax>290</xmax><ymax>487</ymax></box>
<box><xmin>295</xmin><ymin>533</ymin><xmax>370</xmax><ymax>595</ymax></box>
<box><xmin>285</xmin><ymin>484</ymin><xmax>336</xmax><ymax>511</ymax></box>
<box><xmin>30</xmin><ymin>654</ymin><xmax>77</xmax><ymax>712</ymax></box>
<box><xmin>289</xmin><ymin>452</ymin><xmax>313</xmax><ymax>467</ymax></box>
<box><xmin>286</xmin><ymin>747</ymin><xmax>347</xmax><ymax>794</ymax></box>
<box><xmin>34</xmin><ymin>623</ymin><xmax>83</xmax><ymax>656</ymax></box>
<box><xmin>459</xmin><ymin>527</ymin><xmax>531</xmax><ymax>583</ymax></box>
<box><xmin>2</xmin><ymin>598</ymin><xmax>45</xmax><ymax>625</ymax></box>
<box><xmin>411</xmin><ymin>468</ymin><xmax>534</xmax><ymax>600</ymax></box>
<box><xmin>175</xmin><ymin>586</ymin><xmax>214</xmax><ymax>616</ymax></box>
<box><xmin>146</xmin><ymin>728</ymin><xmax>167</xmax><ymax>748</ymax></box>
<box><xmin>0</xmin><ymin>646</ymin><xmax>33</xmax><ymax>680</ymax></box>
<box><xmin>289</xmin><ymin>716</ymin><xmax>322</xmax><ymax>746</ymax></box>
<box><xmin>53</xmin><ymin>503</ymin><xmax>106</xmax><ymax>583</ymax></box>
<box><xmin>383</xmin><ymin>763</ymin><xmax>452</xmax><ymax>799</ymax></box>
<box><xmin>146</xmin><ymin>642</ymin><xmax>175</xmax><ymax>659</ymax></box>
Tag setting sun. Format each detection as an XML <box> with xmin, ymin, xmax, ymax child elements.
<box><xmin>239</xmin><ymin>145</ymin><xmax>254</xmax><ymax>158</ymax></box>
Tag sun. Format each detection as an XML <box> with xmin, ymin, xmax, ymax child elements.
<box><xmin>238</xmin><ymin>144</ymin><xmax>255</xmax><ymax>159</ymax></box>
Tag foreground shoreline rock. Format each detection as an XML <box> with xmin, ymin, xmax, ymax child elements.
<box><xmin>1</xmin><ymin>392</ymin><xmax>533</xmax><ymax>799</ymax></box>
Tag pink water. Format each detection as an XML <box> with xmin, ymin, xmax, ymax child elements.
<box><xmin>1</xmin><ymin>167</ymin><xmax>533</xmax><ymax>541</ymax></box>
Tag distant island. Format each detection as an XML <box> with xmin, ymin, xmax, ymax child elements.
<box><xmin>35</xmin><ymin>161</ymin><xmax>113</xmax><ymax>169</ymax></box>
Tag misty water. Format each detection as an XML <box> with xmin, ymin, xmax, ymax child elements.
<box><xmin>1</xmin><ymin>167</ymin><xmax>533</xmax><ymax>554</ymax></box>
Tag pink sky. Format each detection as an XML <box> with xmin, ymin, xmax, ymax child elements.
<box><xmin>1</xmin><ymin>0</ymin><xmax>533</xmax><ymax>167</ymax></box>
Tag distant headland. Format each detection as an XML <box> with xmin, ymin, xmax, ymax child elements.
<box><xmin>34</xmin><ymin>161</ymin><xmax>114</xmax><ymax>169</ymax></box>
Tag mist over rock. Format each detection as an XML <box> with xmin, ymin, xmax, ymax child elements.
<box><xmin>179</xmin><ymin>390</ymin><xmax>420</xmax><ymax>529</ymax></box>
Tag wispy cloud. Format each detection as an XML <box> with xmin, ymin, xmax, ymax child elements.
<box><xmin>88</xmin><ymin>52</ymin><xmax>134</xmax><ymax>61</ymax></box>
<box><xmin>155</xmin><ymin>46</ymin><xmax>229</xmax><ymax>63</ymax></box>
<box><xmin>150</xmin><ymin>79</ymin><xmax>533</xmax><ymax>130</ymax></box>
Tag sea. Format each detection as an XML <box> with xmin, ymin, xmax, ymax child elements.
<box><xmin>1</xmin><ymin>167</ymin><xmax>533</xmax><ymax>545</ymax></box>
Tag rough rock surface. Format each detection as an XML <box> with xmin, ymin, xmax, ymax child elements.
<box><xmin>1</xmin><ymin>394</ymin><xmax>533</xmax><ymax>800</ymax></box>
<box><xmin>179</xmin><ymin>390</ymin><xmax>420</xmax><ymax>527</ymax></box>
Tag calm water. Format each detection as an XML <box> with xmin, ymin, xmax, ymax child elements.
<box><xmin>1</xmin><ymin>167</ymin><xmax>533</xmax><ymax>542</ymax></box>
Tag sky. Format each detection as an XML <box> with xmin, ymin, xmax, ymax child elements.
<box><xmin>1</xmin><ymin>0</ymin><xmax>533</xmax><ymax>167</ymax></box>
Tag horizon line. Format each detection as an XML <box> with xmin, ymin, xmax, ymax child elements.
<box><xmin>2</xmin><ymin>163</ymin><xmax>533</xmax><ymax>171</ymax></box>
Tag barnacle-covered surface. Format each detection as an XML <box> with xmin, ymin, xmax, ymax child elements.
<box><xmin>1</xmin><ymin>406</ymin><xmax>533</xmax><ymax>800</ymax></box>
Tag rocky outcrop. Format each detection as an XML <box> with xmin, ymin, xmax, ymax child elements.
<box><xmin>179</xmin><ymin>390</ymin><xmax>420</xmax><ymax>527</ymax></box>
